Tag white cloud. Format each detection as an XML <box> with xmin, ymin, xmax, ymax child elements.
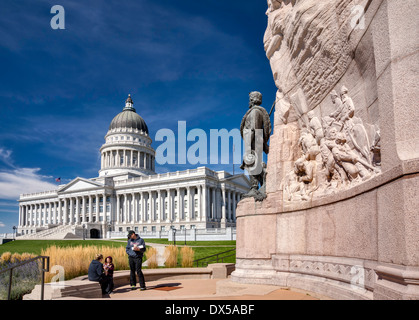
<box><xmin>0</xmin><ymin>221</ymin><xmax>5</xmax><ymax>228</ymax></box>
<box><xmin>0</xmin><ymin>148</ymin><xmax>14</xmax><ymax>168</ymax></box>
<box><xmin>0</xmin><ymin>167</ymin><xmax>57</xmax><ymax>200</ymax></box>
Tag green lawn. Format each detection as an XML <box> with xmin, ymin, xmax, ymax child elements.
<box><xmin>0</xmin><ymin>240</ymin><xmax>236</xmax><ymax>266</ymax></box>
<box><xmin>0</xmin><ymin>240</ymin><xmax>126</xmax><ymax>256</ymax></box>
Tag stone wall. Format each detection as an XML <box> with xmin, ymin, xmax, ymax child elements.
<box><xmin>232</xmin><ymin>0</ymin><xmax>419</xmax><ymax>300</ymax></box>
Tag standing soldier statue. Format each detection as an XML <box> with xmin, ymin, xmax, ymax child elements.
<box><xmin>240</xmin><ymin>91</ymin><xmax>272</xmax><ymax>201</ymax></box>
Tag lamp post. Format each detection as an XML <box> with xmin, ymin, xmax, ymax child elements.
<box><xmin>82</xmin><ymin>224</ymin><xmax>86</xmax><ymax>240</ymax></box>
<box><xmin>107</xmin><ymin>223</ymin><xmax>112</xmax><ymax>239</ymax></box>
<box><xmin>171</xmin><ymin>226</ymin><xmax>176</xmax><ymax>246</ymax></box>
<box><xmin>12</xmin><ymin>226</ymin><xmax>17</xmax><ymax>240</ymax></box>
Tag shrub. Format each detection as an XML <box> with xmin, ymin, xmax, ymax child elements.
<box><xmin>0</xmin><ymin>253</ymin><xmax>40</xmax><ymax>300</ymax></box>
<box><xmin>164</xmin><ymin>245</ymin><xmax>178</xmax><ymax>268</ymax></box>
<box><xmin>180</xmin><ymin>246</ymin><xmax>195</xmax><ymax>268</ymax></box>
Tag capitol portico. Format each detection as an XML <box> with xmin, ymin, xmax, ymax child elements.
<box><xmin>17</xmin><ymin>95</ymin><xmax>250</xmax><ymax>239</ymax></box>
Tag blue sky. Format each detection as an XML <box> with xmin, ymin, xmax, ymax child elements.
<box><xmin>0</xmin><ymin>0</ymin><xmax>277</xmax><ymax>233</ymax></box>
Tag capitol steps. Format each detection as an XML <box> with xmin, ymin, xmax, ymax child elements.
<box><xmin>17</xmin><ymin>225</ymin><xmax>78</xmax><ymax>240</ymax></box>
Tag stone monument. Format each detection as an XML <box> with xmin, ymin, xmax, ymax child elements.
<box><xmin>232</xmin><ymin>0</ymin><xmax>419</xmax><ymax>300</ymax></box>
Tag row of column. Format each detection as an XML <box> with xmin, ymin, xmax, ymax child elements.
<box><xmin>19</xmin><ymin>193</ymin><xmax>108</xmax><ymax>227</ymax></box>
<box><xmin>114</xmin><ymin>185</ymin><xmax>242</xmax><ymax>225</ymax></box>
<box><xmin>101</xmin><ymin>149</ymin><xmax>154</xmax><ymax>171</ymax></box>
<box><xmin>18</xmin><ymin>187</ymin><xmax>243</xmax><ymax>228</ymax></box>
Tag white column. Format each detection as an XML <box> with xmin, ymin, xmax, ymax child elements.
<box><xmin>123</xmin><ymin>194</ymin><xmax>127</xmax><ymax>223</ymax></box>
<box><xmin>18</xmin><ymin>205</ymin><xmax>22</xmax><ymax>227</ymax></box>
<box><xmin>109</xmin><ymin>195</ymin><xmax>113</xmax><ymax>224</ymax></box>
<box><xmin>227</xmin><ymin>190</ymin><xmax>231</xmax><ymax>222</ymax></box>
<box><xmin>149</xmin><ymin>191</ymin><xmax>154</xmax><ymax>222</ymax></box>
<box><xmin>166</xmin><ymin>189</ymin><xmax>171</xmax><ymax>222</ymax></box>
<box><xmin>116</xmin><ymin>194</ymin><xmax>120</xmax><ymax>224</ymax></box>
<box><xmin>109</xmin><ymin>195</ymin><xmax>114</xmax><ymax>224</ymax></box>
<box><xmin>36</xmin><ymin>204</ymin><xmax>40</xmax><ymax>227</ymax></box>
<box><xmin>48</xmin><ymin>202</ymin><xmax>52</xmax><ymax>225</ymax></box>
<box><xmin>157</xmin><ymin>190</ymin><xmax>161</xmax><ymax>223</ymax></box>
<box><xmin>211</xmin><ymin>187</ymin><xmax>215</xmax><ymax>220</ymax></box>
<box><xmin>175</xmin><ymin>188</ymin><xmax>181</xmax><ymax>222</ymax></box>
<box><xmin>188</xmin><ymin>186</ymin><xmax>193</xmax><ymax>222</ymax></box>
<box><xmin>75</xmin><ymin>197</ymin><xmax>80</xmax><ymax>224</ymax></box>
<box><xmin>103</xmin><ymin>193</ymin><xmax>107</xmax><ymax>224</ymax></box>
<box><xmin>88</xmin><ymin>195</ymin><xmax>93</xmax><ymax>223</ymax></box>
<box><xmin>95</xmin><ymin>194</ymin><xmax>99</xmax><ymax>223</ymax></box>
<box><xmin>27</xmin><ymin>204</ymin><xmax>31</xmax><ymax>226</ymax></box>
<box><xmin>82</xmin><ymin>196</ymin><xmax>86</xmax><ymax>223</ymax></box>
<box><xmin>21</xmin><ymin>205</ymin><xmax>25</xmax><ymax>227</ymax></box>
<box><xmin>141</xmin><ymin>192</ymin><xmax>145</xmax><ymax>223</ymax></box>
<box><xmin>134</xmin><ymin>193</ymin><xmax>139</xmax><ymax>223</ymax></box>
<box><xmin>20</xmin><ymin>205</ymin><xmax>24</xmax><ymax>227</ymax></box>
<box><xmin>221</xmin><ymin>186</ymin><xmax>226</xmax><ymax>228</ymax></box>
<box><xmin>42</xmin><ymin>203</ymin><xmax>46</xmax><ymax>226</ymax></box>
<box><xmin>232</xmin><ymin>192</ymin><xmax>237</xmax><ymax>222</ymax></box>
<box><xmin>63</xmin><ymin>199</ymin><xmax>68</xmax><ymax>225</ymax></box>
<box><xmin>24</xmin><ymin>205</ymin><xmax>28</xmax><ymax>226</ymax></box>
<box><xmin>197</xmin><ymin>186</ymin><xmax>202</xmax><ymax>222</ymax></box>
<box><xmin>57</xmin><ymin>200</ymin><xmax>61</xmax><ymax>224</ymax></box>
<box><xmin>52</xmin><ymin>201</ymin><xmax>56</xmax><ymax>224</ymax></box>
<box><xmin>131</xmin><ymin>193</ymin><xmax>135</xmax><ymax>223</ymax></box>
<box><xmin>201</xmin><ymin>185</ymin><xmax>207</xmax><ymax>223</ymax></box>
<box><xmin>69</xmin><ymin>198</ymin><xmax>74</xmax><ymax>224</ymax></box>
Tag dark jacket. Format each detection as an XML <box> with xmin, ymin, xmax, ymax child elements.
<box><xmin>88</xmin><ymin>259</ymin><xmax>103</xmax><ymax>281</ymax></box>
<box><xmin>126</xmin><ymin>234</ymin><xmax>146</xmax><ymax>258</ymax></box>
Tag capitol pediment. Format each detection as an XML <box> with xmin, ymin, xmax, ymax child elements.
<box><xmin>58</xmin><ymin>177</ymin><xmax>103</xmax><ymax>193</ymax></box>
<box><xmin>225</xmin><ymin>174</ymin><xmax>252</xmax><ymax>189</ymax></box>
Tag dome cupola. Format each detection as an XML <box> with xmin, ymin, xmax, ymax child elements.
<box><xmin>99</xmin><ymin>94</ymin><xmax>155</xmax><ymax>177</ymax></box>
<box><xmin>108</xmin><ymin>94</ymin><xmax>149</xmax><ymax>134</ymax></box>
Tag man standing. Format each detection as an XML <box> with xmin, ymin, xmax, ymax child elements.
<box><xmin>126</xmin><ymin>230</ymin><xmax>146</xmax><ymax>290</ymax></box>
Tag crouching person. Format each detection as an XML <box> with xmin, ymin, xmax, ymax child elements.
<box><xmin>88</xmin><ymin>253</ymin><xmax>110</xmax><ymax>295</ymax></box>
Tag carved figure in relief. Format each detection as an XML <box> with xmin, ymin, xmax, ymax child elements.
<box><xmin>282</xmin><ymin>85</ymin><xmax>381</xmax><ymax>202</ymax></box>
<box><xmin>299</xmin><ymin>129</ymin><xmax>320</xmax><ymax>161</ymax></box>
<box><xmin>284</xmin><ymin>157</ymin><xmax>318</xmax><ymax>201</ymax></box>
<box><xmin>307</xmin><ymin>110</ymin><xmax>324</xmax><ymax>144</ymax></box>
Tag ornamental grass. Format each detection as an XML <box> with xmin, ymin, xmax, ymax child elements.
<box><xmin>41</xmin><ymin>245</ymin><xmax>128</xmax><ymax>283</ymax></box>
<box><xmin>164</xmin><ymin>245</ymin><xmax>178</xmax><ymax>268</ymax></box>
<box><xmin>144</xmin><ymin>247</ymin><xmax>158</xmax><ymax>269</ymax></box>
<box><xmin>180</xmin><ymin>246</ymin><xmax>195</xmax><ymax>268</ymax></box>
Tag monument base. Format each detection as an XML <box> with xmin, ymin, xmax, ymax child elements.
<box><xmin>232</xmin><ymin>173</ymin><xmax>419</xmax><ymax>300</ymax></box>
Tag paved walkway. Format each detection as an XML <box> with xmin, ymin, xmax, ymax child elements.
<box><xmin>97</xmin><ymin>279</ymin><xmax>323</xmax><ymax>300</ymax></box>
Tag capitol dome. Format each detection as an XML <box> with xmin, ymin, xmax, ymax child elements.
<box><xmin>99</xmin><ymin>94</ymin><xmax>155</xmax><ymax>177</ymax></box>
<box><xmin>108</xmin><ymin>94</ymin><xmax>149</xmax><ymax>134</ymax></box>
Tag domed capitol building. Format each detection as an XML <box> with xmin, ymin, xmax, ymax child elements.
<box><xmin>17</xmin><ymin>95</ymin><xmax>250</xmax><ymax>239</ymax></box>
